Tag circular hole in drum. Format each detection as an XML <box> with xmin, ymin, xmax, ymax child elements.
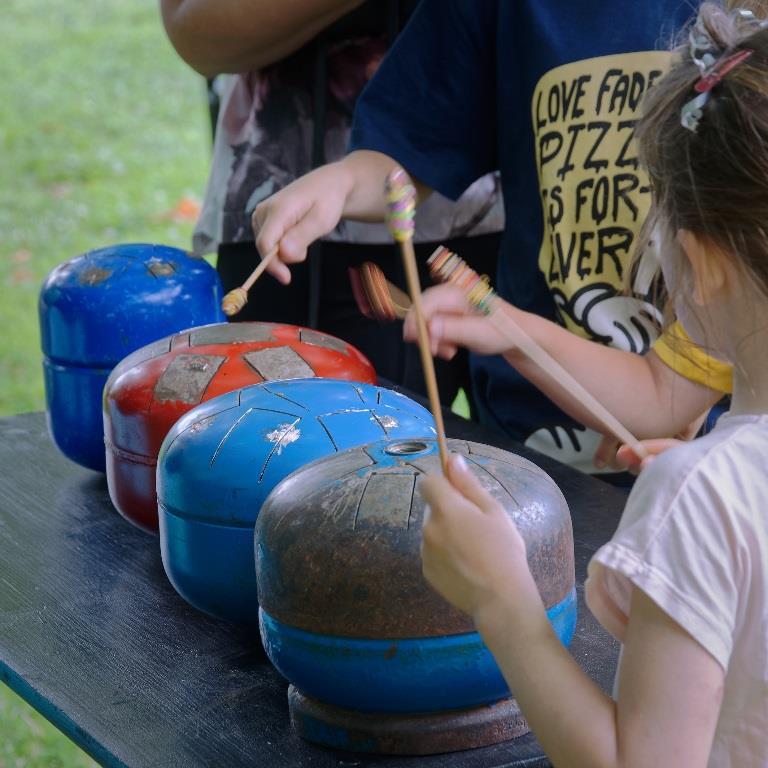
<box><xmin>384</xmin><ymin>440</ymin><xmax>430</xmax><ymax>456</ymax></box>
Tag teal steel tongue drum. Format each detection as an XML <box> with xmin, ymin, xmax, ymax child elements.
<box><xmin>255</xmin><ymin>437</ymin><xmax>576</xmax><ymax>755</ymax></box>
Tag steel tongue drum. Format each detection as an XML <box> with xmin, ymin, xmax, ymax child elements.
<box><xmin>255</xmin><ymin>437</ymin><xmax>576</xmax><ymax>755</ymax></box>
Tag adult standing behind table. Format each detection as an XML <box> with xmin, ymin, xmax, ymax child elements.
<box><xmin>253</xmin><ymin>0</ymin><xmax>735</xmax><ymax>474</ymax></box>
<box><xmin>159</xmin><ymin>0</ymin><xmax>503</xmax><ymax>413</ymax></box>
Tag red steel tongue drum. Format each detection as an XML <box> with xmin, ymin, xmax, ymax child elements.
<box><xmin>103</xmin><ymin>321</ymin><xmax>377</xmax><ymax>532</ymax></box>
<box><xmin>254</xmin><ymin>437</ymin><xmax>577</xmax><ymax>755</ymax></box>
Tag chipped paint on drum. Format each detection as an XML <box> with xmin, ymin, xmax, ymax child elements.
<box><xmin>156</xmin><ymin>380</ymin><xmax>435</xmax><ymax>624</ymax></box>
<box><xmin>265</xmin><ymin>423</ymin><xmax>302</xmax><ymax>455</ymax></box>
<box><xmin>39</xmin><ymin>243</ymin><xmax>225</xmax><ymax>471</ymax></box>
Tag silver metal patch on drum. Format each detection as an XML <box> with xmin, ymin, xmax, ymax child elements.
<box><xmin>154</xmin><ymin>354</ymin><xmax>226</xmax><ymax>403</ymax></box>
<box><xmin>190</xmin><ymin>323</ymin><xmax>277</xmax><ymax>346</ymax></box>
<box><xmin>299</xmin><ymin>329</ymin><xmax>349</xmax><ymax>356</ymax></box>
<box><xmin>244</xmin><ymin>346</ymin><xmax>315</xmax><ymax>380</ymax></box>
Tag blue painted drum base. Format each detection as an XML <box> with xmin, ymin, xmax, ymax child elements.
<box><xmin>260</xmin><ymin>588</ymin><xmax>577</xmax><ymax>715</ymax></box>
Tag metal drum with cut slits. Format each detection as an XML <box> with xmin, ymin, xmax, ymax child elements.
<box><xmin>104</xmin><ymin>322</ymin><xmax>377</xmax><ymax>532</ymax></box>
<box><xmin>255</xmin><ymin>437</ymin><xmax>576</xmax><ymax>755</ymax></box>
<box><xmin>39</xmin><ymin>243</ymin><xmax>225</xmax><ymax>471</ymax></box>
<box><xmin>155</xmin><ymin>379</ymin><xmax>435</xmax><ymax>624</ymax></box>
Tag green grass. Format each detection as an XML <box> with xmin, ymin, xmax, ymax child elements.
<box><xmin>0</xmin><ymin>1</ymin><xmax>210</xmax><ymax>763</ymax></box>
<box><xmin>0</xmin><ymin>0</ymin><xmax>210</xmax><ymax>418</ymax></box>
<box><xmin>0</xmin><ymin>3</ymin><xmax>474</xmax><ymax>762</ymax></box>
<box><xmin>0</xmin><ymin>690</ymin><xmax>93</xmax><ymax>768</ymax></box>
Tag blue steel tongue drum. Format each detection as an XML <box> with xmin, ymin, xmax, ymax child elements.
<box><xmin>255</xmin><ymin>437</ymin><xmax>577</xmax><ymax>755</ymax></box>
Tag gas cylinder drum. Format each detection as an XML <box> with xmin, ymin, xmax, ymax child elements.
<box><xmin>255</xmin><ymin>437</ymin><xmax>576</xmax><ymax>755</ymax></box>
<box><xmin>39</xmin><ymin>243</ymin><xmax>225</xmax><ymax>472</ymax></box>
<box><xmin>156</xmin><ymin>380</ymin><xmax>436</xmax><ymax>625</ymax></box>
<box><xmin>104</xmin><ymin>322</ymin><xmax>376</xmax><ymax>532</ymax></box>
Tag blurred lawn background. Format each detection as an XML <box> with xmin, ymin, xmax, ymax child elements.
<box><xmin>0</xmin><ymin>0</ymin><xmax>210</xmax><ymax>764</ymax></box>
<box><xmin>0</xmin><ymin>2</ymin><xmax>474</xmax><ymax>764</ymax></box>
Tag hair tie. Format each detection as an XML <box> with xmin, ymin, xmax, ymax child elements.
<box><xmin>681</xmin><ymin>48</ymin><xmax>754</xmax><ymax>132</ymax></box>
<box><xmin>680</xmin><ymin>6</ymin><xmax>767</xmax><ymax>133</ymax></box>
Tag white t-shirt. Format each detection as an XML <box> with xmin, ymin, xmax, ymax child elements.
<box><xmin>586</xmin><ymin>412</ymin><xmax>768</xmax><ymax>768</ymax></box>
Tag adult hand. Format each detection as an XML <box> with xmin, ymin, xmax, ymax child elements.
<box><xmin>420</xmin><ymin>454</ymin><xmax>529</xmax><ymax>620</ymax></box>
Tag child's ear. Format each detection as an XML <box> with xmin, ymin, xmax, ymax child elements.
<box><xmin>676</xmin><ymin>229</ymin><xmax>728</xmax><ymax>305</ymax></box>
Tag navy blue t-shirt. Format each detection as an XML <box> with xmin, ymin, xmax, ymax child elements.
<box><xmin>350</xmin><ymin>0</ymin><xmax>693</xmax><ymax>470</ymax></box>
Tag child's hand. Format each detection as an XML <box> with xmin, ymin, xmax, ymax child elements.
<box><xmin>615</xmin><ymin>438</ymin><xmax>684</xmax><ymax>473</ymax></box>
<box><xmin>420</xmin><ymin>454</ymin><xmax>530</xmax><ymax>621</ymax></box>
<box><xmin>252</xmin><ymin>163</ymin><xmax>353</xmax><ymax>285</ymax></box>
<box><xmin>403</xmin><ymin>284</ymin><xmax>511</xmax><ymax>358</ymax></box>
<box><xmin>594</xmin><ymin>411</ymin><xmax>705</xmax><ymax>472</ymax></box>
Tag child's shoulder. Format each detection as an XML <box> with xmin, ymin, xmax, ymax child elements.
<box><xmin>642</xmin><ymin>412</ymin><xmax>767</xmax><ymax>481</ymax></box>
<box><xmin>627</xmin><ymin>413</ymin><xmax>768</xmax><ymax>524</ymax></box>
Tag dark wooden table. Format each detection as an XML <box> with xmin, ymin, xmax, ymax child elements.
<box><xmin>0</xmin><ymin>409</ymin><xmax>625</xmax><ymax>768</ymax></box>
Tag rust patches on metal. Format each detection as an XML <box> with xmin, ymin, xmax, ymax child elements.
<box><xmin>256</xmin><ymin>438</ymin><xmax>574</xmax><ymax>638</ymax></box>
<box><xmin>355</xmin><ymin>473</ymin><xmax>414</xmax><ymax>530</ymax></box>
<box><xmin>78</xmin><ymin>267</ymin><xmax>112</xmax><ymax>286</ymax></box>
<box><xmin>146</xmin><ymin>260</ymin><xmax>176</xmax><ymax>277</ymax></box>
<box><xmin>289</xmin><ymin>686</ymin><xmax>529</xmax><ymax>755</ymax></box>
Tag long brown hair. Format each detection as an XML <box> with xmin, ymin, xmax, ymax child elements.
<box><xmin>636</xmin><ymin>2</ymin><xmax>768</xmax><ymax>316</ymax></box>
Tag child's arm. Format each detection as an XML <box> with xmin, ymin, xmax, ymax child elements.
<box><xmin>160</xmin><ymin>0</ymin><xmax>363</xmax><ymax>77</ymax></box>
<box><xmin>612</xmin><ymin>438</ymin><xmax>686</xmax><ymax>473</ymax></box>
<box><xmin>253</xmin><ymin>151</ymin><xmax>432</xmax><ymax>285</ymax></box>
<box><xmin>406</xmin><ymin>284</ymin><xmax>722</xmax><ymax>440</ymax></box>
<box><xmin>420</xmin><ymin>456</ymin><xmax>724</xmax><ymax>768</ymax></box>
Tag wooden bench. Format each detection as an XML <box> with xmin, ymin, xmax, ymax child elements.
<box><xmin>0</xmin><ymin>407</ymin><xmax>624</xmax><ymax>767</ymax></box>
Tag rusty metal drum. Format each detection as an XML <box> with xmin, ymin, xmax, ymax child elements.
<box><xmin>39</xmin><ymin>243</ymin><xmax>225</xmax><ymax>472</ymax></box>
<box><xmin>255</xmin><ymin>437</ymin><xmax>576</xmax><ymax>755</ymax></box>
<box><xmin>156</xmin><ymin>380</ymin><xmax>436</xmax><ymax>624</ymax></box>
<box><xmin>104</xmin><ymin>322</ymin><xmax>377</xmax><ymax>532</ymax></box>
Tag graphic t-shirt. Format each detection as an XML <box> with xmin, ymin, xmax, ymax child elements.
<box><xmin>533</xmin><ymin>53</ymin><xmax>669</xmax><ymax>349</ymax></box>
<box><xmin>350</xmin><ymin>0</ymin><xmax>697</xmax><ymax>469</ymax></box>
<box><xmin>192</xmin><ymin>1</ymin><xmax>503</xmax><ymax>257</ymax></box>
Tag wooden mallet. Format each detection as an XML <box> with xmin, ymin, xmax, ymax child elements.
<box><xmin>385</xmin><ymin>168</ymin><xmax>450</xmax><ymax>473</ymax></box>
<box><xmin>428</xmin><ymin>246</ymin><xmax>649</xmax><ymax>460</ymax></box>
<box><xmin>349</xmin><ymin>262</ymin><xmax>411</xmax><ymax>321</ymax></box>
<box><xmin>221</xmin><ymin>247</ymin><xmax>278</xmax><ymax>317</ymax></box>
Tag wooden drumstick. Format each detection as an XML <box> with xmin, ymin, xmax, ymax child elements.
<box><xmin>221</xmin><ymin>247</ymin><xmax>278</xmax><ymax>317</ymax></box>
<box><xmin>428</xmin><ymin>246</ymin><xmax>649</xmax><ymax>460</ymax></box>
<box><xmin>385</xmin><ymin>169</ymin><xmax>449</xmax><ymax>473</ymax></box>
